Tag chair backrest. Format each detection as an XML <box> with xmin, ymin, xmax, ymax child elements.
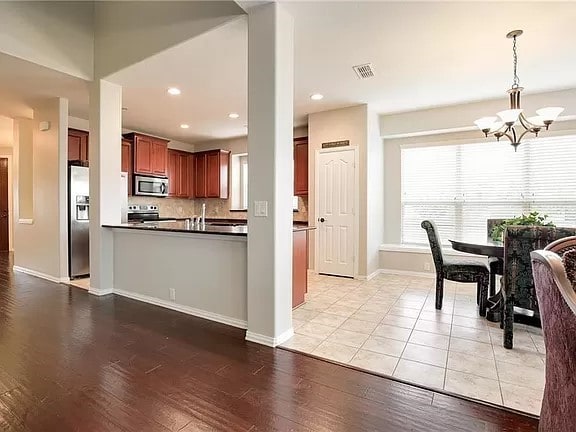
<box><xmin>421</xmin><ymin>220</ymin><xmax>443</xmax><ymax>271</ymax></box>
<box><xmin>504</xmin><ymin>226</ymin><xmax>576</xmax><ymax>313</ymax></box>
<box><xmin>545</xmin><ymin>235</ymin><xmax>576</xmax><ymax>256</ymax></box>
<box><xmin>530</xmin><ymin>250</ymin><xmax>576</xmax><ymax>431</ymax></box>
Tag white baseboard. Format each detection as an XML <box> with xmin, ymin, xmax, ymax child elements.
<box><xmin>88</xmin><ymin>287</ymin><xmax>114</xmax><ymax>296</ymax></box>
<box><xmin>356</xmin><ymin>269</ymin><xmax>382</xmax><ymax>281</ymax></box>
<box><xmin>13</xmin><ymin>266</ymin><xmax>69</xmax><ymax>284</ymax></box>
<box><xmin>246</xmin><ymin>327</ymin><xmax>294</xmax><ymax>347</ymax></box>
<box><xmin>380</xmin><ymin>268</ymin><xmax>435</xmax><ymax>279</ymax></box>
<box><xmin>114</xmin><ymin>288</ymin><xmax>248</xmax><ymax>330</ymax></box>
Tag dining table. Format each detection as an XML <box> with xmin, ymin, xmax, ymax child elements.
<box><xmin>449</xmin><ymin>237</ymin><xmax>503</xmax><ymax>322</ymax></box>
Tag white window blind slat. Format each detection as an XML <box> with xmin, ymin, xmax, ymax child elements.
<box><xmin>401</xmin><ymin>135</ymin><xmax>576</xmax><ymax>245</ymax></box>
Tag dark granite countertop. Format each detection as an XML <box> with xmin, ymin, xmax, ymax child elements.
<box><xmin>104</xmin><ymin>221</ymin><xmax>315</xmax><ymax>236</ymax></box>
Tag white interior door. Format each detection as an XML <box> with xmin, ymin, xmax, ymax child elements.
<box><xmin>317</xmin><ymin>148</ymin><xmax>356</xmax><ymax>277</ymax></box>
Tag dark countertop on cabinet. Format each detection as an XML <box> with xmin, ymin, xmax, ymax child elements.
<box><xmin>104</xmin><ymin>220</ymin><xmax>315</xmax><ymax>237</ymax></box>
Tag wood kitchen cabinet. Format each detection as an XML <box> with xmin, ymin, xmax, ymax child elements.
<box><xmin>121</xmin><ymin>138</ymin><xmax>133</xmax><ymax>195</ymax></box>
<box><xmin>194</xmin><ymin>150</ymin><xmax>230</xmax><ymax>199</ymax></box>
<box><xmin>167</xmin><ymin>149</ymin><xmax>193</xmax><ymax>198</ymax></box>
<box><xmin>294</xmin><ymin>137</ymin><xmax>308</xmax><ymax>196</ymax></box>
<box><xmin>124</xmin><ymin>133</ymin><xmax>168</xmax><ymax>177</ymax></box>
<box><xmin>292</xmin><ymin>228</ymin><xmax>310</xmax><ymax>308</ymax></box>
<box><xmin>68</xmin><ymin>129</ymin><xmax>89</xmax><ymax>162</ymax></box>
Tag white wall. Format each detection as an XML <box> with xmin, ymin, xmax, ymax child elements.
<box><xmin>14</xmin><ymin>98</ymin><xmax>68</xmax><ymax>281</ymax></box>
<box><xmin>112</xmin><ymin>229</ymin><xmax>248</xmax><ymax>328</ymax></box>
<box><xmin>0</xmin><ymin>2</ymin><xmax>94</xmax><ymax>80</ymax></box>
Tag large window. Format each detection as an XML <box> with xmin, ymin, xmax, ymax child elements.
<box><xmin>401</xmin><ymin>135</ymin><xmax>576</xmax><ymax>245</ymax></box>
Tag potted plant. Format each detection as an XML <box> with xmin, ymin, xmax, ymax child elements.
<box><xmin>490</xmin><ymin>211</ymin><xmax>556</xmax><ymax>242</ymax></box>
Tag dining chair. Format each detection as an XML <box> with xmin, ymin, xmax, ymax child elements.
<box><xmin>531</xmin><ymin>244</ymin><xmax>576</xmax><ymax>432</ymax></box>
<box><xmin>486</xmin><ymin>219</ymin><xmax>505</xmax><ymax>296</ymax></box>
<box><xmin>421</xmin><ymin>220</ymin><xmax>489</xmax><ymax>315</ymax></box>
<box><xmin>502</xmin><ymin>226</ymin><xmax>576</xmax><ymax>349</ymax></box>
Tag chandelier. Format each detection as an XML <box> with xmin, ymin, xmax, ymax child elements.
<box><xmin>474</xmin><ymin>30</ymin><xmax>564</xmax><ymax>151</ymax></box>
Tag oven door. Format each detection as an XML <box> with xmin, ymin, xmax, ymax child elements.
<box><xmin>134</xmin><ymin>176</ymin><xmax>169</xmax><ymax>197</ymax></box>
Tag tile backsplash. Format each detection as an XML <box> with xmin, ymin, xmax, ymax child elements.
<box><xmin>129</xmin><ymin>195</ymin><xmax>309</xmax><ymax>222</ymax></box>
<box><xmin>194</xmin><ymin>195</ymin><xmax>309</xmax><ymax>222</ymax></box>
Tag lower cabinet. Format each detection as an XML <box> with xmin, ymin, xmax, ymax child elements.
<box><xmin>292</xmin><ymin>229</ymin><xmax>309</xmax><ymax>308</ymax></box>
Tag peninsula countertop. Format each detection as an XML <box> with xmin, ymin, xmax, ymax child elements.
<box><xmin>103</xmin><ymin>220</ymin><xmax>315</xmax><ymax>236</ymax></box>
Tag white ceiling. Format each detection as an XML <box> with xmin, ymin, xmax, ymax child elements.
<box><xmin>2</xmin><ymin>2</ymin><xmax>576</xmax><ymax>144</ymax></box>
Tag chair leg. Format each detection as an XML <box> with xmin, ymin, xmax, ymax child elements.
<box><xmin>477</xmin><ymin>274</ymin><xmax>488</xmax><ymax>317</ymax></box>
<box><xmin>435</xmin><ymin>276</ymin><xmax>444</xmax><ymax>310</ymax></box>
<box><xmin>503</xmin><ymin>294</ymin><xmax>514</xmax><ymax>349</ymax></box>
<box><xmin>489</xmin><ymin>270</ymin><xmax>496</xmax><ymax>297</ymax></box>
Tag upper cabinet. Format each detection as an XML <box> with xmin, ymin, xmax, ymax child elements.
<box><xmin>294</xmin><ymin>137</ymin><xmax>308</xmax><ymax>196</ymax></box>
<box><xmin>121</xmin><ymin>139</ymin><xmax>133</xmax><ymax>195</ymax></box>
<box><xmin>68</xmin><ymin>129</ymin><xmax>89</xmax><ymax>162</ymax></box>
<box><xmin>167</xmin><ymin>149</ymin><xmax>193</xmax><ymax>198</ymax></box>
<box><xmin>124</xmin><ymin>133</ymin><xmax>169</xmax><ymax>177</ymax></box>
<box><xmin>194</xmin><ymin>150</ymin><xmax>230</xmax><ymax>199</ymax></box>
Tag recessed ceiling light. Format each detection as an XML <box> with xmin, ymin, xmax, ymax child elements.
<box><xmin>168</xmin><ymin>87</ymin><xmax>181</xmax><ymax>95</ymax></box>
<box><xmin>310</xmin><ymin>93</ymin><xmax>324</xmax><ymax>101</ymax></box>
<box><xmin>228</xmin><ymin>112</ymin><xmax>240</xmax><ymax>119</ymax></box>
<box><xmin>180</xmin><ymin>124</ymin><xmax>189</xmax><ymax>129</ymax></box>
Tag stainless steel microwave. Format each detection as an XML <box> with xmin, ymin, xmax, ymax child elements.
<box><xmin>134</xmin><ymin>175</ymin><xmax>169</xmax><ymax>197</ymax></box>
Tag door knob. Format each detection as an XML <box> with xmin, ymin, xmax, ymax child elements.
<box><xmin>318</xmin><ymin>217</ymin><xmax>325</xmax><ymax>223</ymax></box>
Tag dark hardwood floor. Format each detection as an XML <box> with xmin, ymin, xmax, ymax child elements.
<box><xmin>0</xmin><ymin>253</ymin><xmax>538</xmax><ymax>431</ymax></box>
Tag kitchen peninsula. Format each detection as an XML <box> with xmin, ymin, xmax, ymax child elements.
<box><xmin>103</xmin><ymin>221</ymin><xmax>314</xmax><ymax>330</ymax></box>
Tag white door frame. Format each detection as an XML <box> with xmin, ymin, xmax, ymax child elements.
<box><xmin>314</xmin><ymin>146</ymin><xmax>359</xmax><ymax>279</ymax></box>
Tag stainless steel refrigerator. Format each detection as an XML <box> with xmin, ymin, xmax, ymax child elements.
<box><xmin>68</xmin><ymin>164</ymin><xmax>90</xmax><ymax>279</ymax></box>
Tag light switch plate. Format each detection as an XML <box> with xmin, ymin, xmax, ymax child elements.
<box><xmin>254</xmin><ymin>201</ymin><xmax>268</xmax><ymax>217</ymax></box>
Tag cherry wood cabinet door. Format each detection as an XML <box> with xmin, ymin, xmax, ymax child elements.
<box><xmin>167</xmin><ymin>150</ymin><xmax>179</xmax><ymax>196</ymax></box>
<box><xmin>68</xmin><ymin>129</ymin><xmax>89</xmax><ymax>161</ymax></box>
<box><xmin>151</xmin><ymin>140</ymin><xmax>168</xmax><ymax>176</ymax></box>
<box><xmin>187</xmin><ymin>154</ymin><xmax>195</xmax><ymax>198</ymax></box>
<box><xmin>205</xmin><ymin>151</ymin><xmax>221</xmax><ymax>198</ymax></box>
<box><xmin>134</xmin><ymin>135</ymin><xmax>152</xmax><ymax>174</ymax></box>
<box><xmin>294</xmin><ymin>138</ymin><xmax>308</xmax><ymax>196</ymax></box>
<box><xmin>121</xmin><ymin>139</ymin><xmax>133</xmax><ymax>195</ymax></box>
<box><xmin>178</xmin><ymin>153</ymin><xmax>189</xmax><ymax>197</ymax></box>
<box><xmin>194</xmin><ymin>152</ymin><xmax>207</xmax><ymax>198</ymax></box>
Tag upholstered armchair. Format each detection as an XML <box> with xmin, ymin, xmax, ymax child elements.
<box><xmin>421</xmin><ymin>220</ymin><xmax>489</xmax><ymax>315</ymax></box>
<box><xmin>502</xmin><ymin>226</ymin><xmax>576</xmax><ymax>349</ymax></box>
<box><xmin>531</xmin><ymin>241</ymin><xmax>576</xmax><ymax>432</ymax></box>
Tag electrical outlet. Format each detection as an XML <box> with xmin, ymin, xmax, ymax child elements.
<box><xmin>424</xmin><ymin>262</ymin><xmax>431</xmax><ymax>271</ymax></box>
<box><xmin>169</xmin><ymin>288</ymin><xmax>176</xmax><ymax>301</ymax></box>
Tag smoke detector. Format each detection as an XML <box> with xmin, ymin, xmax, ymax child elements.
<box><xmin>353</xmin><ymin>63</ymin><xmax>375</xmax><ymax>79</ymax></box>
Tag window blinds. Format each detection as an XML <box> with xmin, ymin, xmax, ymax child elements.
<box><xmin>401</xmin><ymin>135</ymin><xmax>576</xmax><ymax>245</ymax></box>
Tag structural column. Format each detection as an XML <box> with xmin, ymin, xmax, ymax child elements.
<box><xmin>246</xmin><ymin>3</ymin><xmax>294</xmax><ymax>346</ymax></box>
<box><xmin>88</xmin><ymin>79</ymin><xmax>122</xmax><ymax>295</ymax></box>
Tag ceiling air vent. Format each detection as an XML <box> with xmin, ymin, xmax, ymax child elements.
<box><xmin>353</xmin><ymin>63</ymin><xmax>375</xmax><ymax>79</ymax></box>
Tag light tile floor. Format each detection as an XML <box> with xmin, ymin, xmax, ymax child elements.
<box><xmin>280</xmin><ymin>272</ymin><xmax>546</xmax><ymax>415</ymax></box>
<box><xmin>69</xmin><ymin>277</ymin><xmax>90</xmax><ymax>290</ymax></box>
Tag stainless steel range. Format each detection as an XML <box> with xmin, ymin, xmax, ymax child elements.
<box><xmin>127</xmin><ymin>204</ymin><xmax>177</xmax><ymax>223</ymax></box>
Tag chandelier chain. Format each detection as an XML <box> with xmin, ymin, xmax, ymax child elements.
<box><xmin>512</xmin><ymin>35</ymin><xmax>520</xmax><ymax>88</ymax></box>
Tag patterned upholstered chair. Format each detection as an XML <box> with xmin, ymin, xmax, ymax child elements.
<box><xmin>502</xmin><ymin>226</ymin><xmax>576</xmax><ymax>349</ymax></box>
<box><xmin>421</xmin><ymin>220</ymin><xmax>489</xmax><ymax>315</ymax></box>
<box><xmin>486</xmin><ymin>219</ymin><xmax>505</xmax><ymax>296</ymax></box>
<box><xmin>531</xmin><ymin>241</ymin><xmax>576</xmax><ymax>432</ymax></box>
